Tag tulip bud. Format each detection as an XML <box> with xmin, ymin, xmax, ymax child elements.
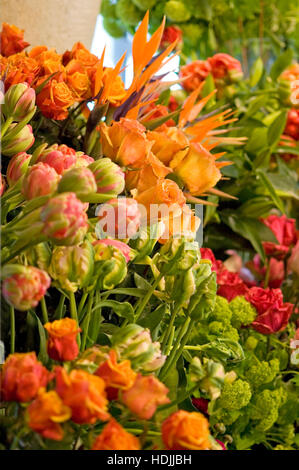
<box><xmin>92</xmin><ymin>239</ymin><xmax>128</xmax><ymax>290</ymax></box>
<box><xmin>96</xmin><ymin>197</ymin><xmax>141</xmax><ymax>239</ymax></box>
<box><xmin>40</xmin><ymin>192</ymin><xmax>88</xmax><ymax>246</ymax></box>
<box><xmin>130</xmin><ymin>222</ymin><xmax>165</xmax><ymax>263</ymax></box>
<box><xmin>75</xmin><ymin>345</ymin><xmax>110</xmax><ymax>374</ymax></box>
<box><xmin>0</xmin><ymin>175</ymin><xmax>6</xmax><ymax>196</ymax></box>
<box><xmin>112</xmin><ymin>324</ymin><xmax>166</xmax><ymax>372</ymax></box>
<box><xmin>6</xmin><ymin>152</ymin><xmax>32</xmax><ymax>186</ymax></box>
<box><xmin>25</xmin><ymin>242</ymin><xmax>51</xmax><ymax>271</ymax></box>
<box><xmin>22</xmin><ymin>163</ymin><xmax>60</xmax><ymax>200</ymax></box>
<box><xmin>2</xmin><ymin>124</ymin><xmax>35</xmax><ymax>157</ymax></box>
<box><xmin>3</xmin><ymin>83</ymin><xmax>36</xmax><ymax>121</ymax></box>
<box><xmin>37</xmin><ymin>144</ymin><xmax>77</xmax><ymax>175</ymax></box>
<box><xmin>49</xmin><ymin>241</ymin><xmax>94</xmax><ymax>292</ymax></box>
<box><xmin>74</xmin><ymin>152</ymin><xmax>94</xmax><ymax>168</ymax></box>
<box><xmin>190</xmin><ymin>357</ymin><xmax>225</xmax><ymax>400</ymax></box>
<box><xmin>88</xmin><ymin>158</ymin><xmax>125</xmax><ymax>196</ymax></box>
<box><xmin>58</xmin><ymin>166</ymin><xmax>97</xmax><ymax>201</ymax></box>
<box><xmin>157</xmin><ymin>238</ymin><xmax>199</xmax><ymax>275</ymax></box>
<box><xmin>1</xmin><ymin>264</ymin><xmax>51</xmax><ymax>311</ymax></box>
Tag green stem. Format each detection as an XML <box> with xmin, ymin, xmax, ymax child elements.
<box><xmin>134</xmin><ymin>273</ymin><xmax>163</xmax><ymax>320</ymax></box>
<box><xmin>78</xmin><ymin>291</ymin><xmax>88</xmax><ymax>321</ymax></box>
<box><xmin>1</xmin><ymin>116</ymin><xmax>13</xmax><ymax>138</ymax></box>
<box><xmin>10</xmin><ymin>306</ymin><xmax>15</xmax><ymax>354</ymax></box>
<box><xmin>40</xmin><ymin>297</ymin><xmax>49</xmax><ymax>324</ymax></box>
<box><xmin>158</xmin><ymin>382</ymin><xmax>200</xmax><ymax>411</ymax></box>
<box><xmin>161</xmin><ymin>304</ymin><xmax>181</xmax><ymax>354</ymax></box>
<box><xmin>81</xmin><ymin>292</ymin><xmax>94</xmax><ymax>351</ymax></box>
<box><xmin>159</xmin><ymin>317</ymin><xmax>192</xmax><ymax>381</ymax></box>
<box><xmin>264</xmin><ymin>257</ymin><xmax>271</xmax><ymax>288</ymax></box>
<box><xmin>69</xmin><ymin>292</ymin><xmax>81</xmax><ymax>348</ymax></box>
<box><xmin>56</xmin><ymin>294</ymin><xmax>65</xmax><ymax>319</ymax></box>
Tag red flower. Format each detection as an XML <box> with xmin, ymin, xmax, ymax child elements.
<box><xmin>217</xmin><ymin>268</ymin><xmax>249</xmax><ymax>301</ymax></box>
<box><xmin>0</xmin><ymin>23</ymin><xmax>29</xmax><ymax>57</ymax></box>
<box><xmin>247</xmin><ymin>254</ymin><xmax>285</xmax><ymax>288</ymax></box>
<box><xmin>180</xmin><ymin>60</ymin><xmax>212</xmax><ymax>92</ymax></box>
<box><xmin>192</xmin><ymin>397</ymin><xmax>209</xmax><ymax>416</ymax></box>
<box><xmin>284</xmin><ymin>109</ymin><xmax>299</xmax><ymax>140</ymax></box>
<box><xmin>44</xmin><ymin>318</ymin><xmax>81</xmax><ymax>362</ymax></box>
<box><xmin>1</xmin><ymin>352</ymin><xmax>50</xmax><ymax>402</ymax></box>
<box><xmin>261</xmin><ymin>214</ymin><xmax>297</xmax><ymax>260</ymax></box>
<box><xmin>160</xmin><ymin>26</ymin><xmax>183</xmax><ymax>51</ymax></box>
<box><xmin>208</xmin><ymin>53</ymin><xmax>243</xmax><ymax>82</ymax></box>
<box><xmin>245</xmin><ymin>287</ymin><xmax>294</xmax><ymax>335</ymax></box>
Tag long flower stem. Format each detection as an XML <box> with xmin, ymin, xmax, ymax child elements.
<box><xmin>81</xmin><ymin>292</ymin><xmax>94</xmax><ymax>351</ymax></box>
<box><xmin>78</xmin><ymin>292</ymin><xmax>88</xmax><ymax>321</ymax></box>
<box><xmin>159</xmin><ymin>317</ymin><xmax>192</xmax><ymax>381</ymax></box>
<box><xmin>161</xmin><ymin>304</ymin><xmax>181</xmax><ymax>354</ymax></box>
<box><xmin>134</xmin><ymin>272</ymin><xmax>163</xmax><ymax>320</ymax></box>
<box><xmin>69</xmin><ymin>292</ymin><xmax>81</xmax><ymax>348</ymax></box>
<box><xmin>56</xmin><ymin>294</ymin><xmax>65</xmax><ymax>319</ymax></box>
<box><xmin>40</xmin><ymin>297</ymin><xmax>49</xmax><ymax>324</ymax></box>
<box><xmin>1</xmin><ymin>117</ymin><xmax>13</xmax><ymax>138</ymax></box>
<box><xmin>10</xmin><ymin>306</ymin><xmax>15</xmax><ymax>354</ymax></box>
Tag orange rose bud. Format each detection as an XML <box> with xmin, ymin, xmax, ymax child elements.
<box><xmin>36</xmin><ymin>74</ymin><xmax>74</xmax><ymax>120</ymax></box>
<box><xmin>92</xmin><ymin>419</ymin><xmax>140</xmax><ymax>450</ymax></box>
<box><xmin>0</xmin><ymin>23</ymin><xmax>30</xmax><ymax>57</ymax></box>
<box><xmin>162</xmin><ymin>410</ymin><xmax>212</xmax><ymax>450</ymax></box>
<box><xmin>55</xmin><ymin>367</ymin><xmax>109</xmax><ymax>424</ymax></box>
<box><xmin>135</xmin><ymin>178</ymin><xmax>186</xmax><ymax>222</ymax></box>
<box><xmin>95</xmin><ymin>350</ymin><xmax>137</xmax><ymax>392</ymax></box>
<box><xmin>1</xmin><ymin>352</ymin><xmax>49</xmax><ymax>402</ymax></box>
<box><xmin>27</xmin><ymin>389</ymin><xmax>71</xmax><ymax>441</ymax></box>
<box><xmin>170</xmin><ymin>143</ymin><xmax>222</xmax><ymax>195</ymax></box>
<box><xmin>121</xmin><ymin>374</ymin><xmax>170</xmax><ymax>420</ymax></box>
<box><xmin>99</xmin><ymin>118</ymin><xmax>152</xmax><ymax>168</ymax></box>
<box><xmin>44</xmin><ymin>318</ymin><xmax>81</xmax><ymax>362</ymax></box>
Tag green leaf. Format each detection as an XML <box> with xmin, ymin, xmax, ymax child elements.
<box><xmin>267</xmin><ymin>110</ymin><xmax>287</xmax><ymax>148</ymax></box>
<box><xmin>239</xmin><ymin>197</ymin><xmax>274</xmax><ymax>218</ymax></box>
<box><xmin>29</xmin><ymin>310</ymin><xmax>48</xmax><ymax>364</ymax></box>
<box><xmin>246</xmin><ymin>95</ymin><xmax>267</xmax><ymax>118</ymax></box>
<box><xmin>134</xmin><ymin>272</ymin><xmax>152</xmax><ymax>291</ymax></box>
<box><xmin>221</xmin><ymin>212</ymin><xmax>279</xmax><ymax>262</ymax></box>
<box><xmin>92</xmin><ymin>300</ymin><xmax>134</xmax><ymax>322</ymax></box>
<box><xmin>249</xmin><ymin>57</ymin><xmax>264</xmax><ymax>87</ymax></box>
<box><xmin>270</xmin><ymin>49</ymin><xmax>293</xmax><ymax>80</ymax></box>
<box><xmin>256</xmin><ymin>170</ymin><xmax>285</xmax><ymax>213</ymax></box>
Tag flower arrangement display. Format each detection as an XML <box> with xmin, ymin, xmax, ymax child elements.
<box><xmin>0</xmin><ymin>13</ymin><xmax>299</xmax><ymax>452</ymax></box>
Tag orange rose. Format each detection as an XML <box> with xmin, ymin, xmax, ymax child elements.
<box><xmin>92</xmin><ymin>419</ymin><xmax>140</xmax><ymax>450</ymax></box>
<box><xmin>280</xmin><ymin>63</ymin><xmax>299</xmax><ymax>82</ymax></box>
<box><xmin>27</xmin><ymin>389</ymin><xmax>71</xmax><ymax>441</ymax></box>
<box><xmin>159</xmin><ymin>204</ymin><xmax>200</xmax><ymax>244</ymax></box>
<box><xmin>99</xmin><ymin>118</ymin><xmax>152</xmax><ymax>168</ymax></box>
<box><xmin>135</xmin><ymin>178</ymin><xmax>186</xmax><ymax>221</ymax></box>
<box><xmin>44</xmin><ymin>318</ymin><xmax>81</xmax><ymax>362</ymax></box>
<box><xmin>0</xmin><ymin>23</ymin><xmax>30</xmax><ymax>57</ymax></box>
<box><xmin>68</xmin><ymin>42</ymin><xmax>99</xmax><ymax>68</ymax></box>
<box><xmin>147</xmin><ymin>126</ymin><xmax>189</xmax><ymax>166</ymax></box>
<box><xmin>1</xmin><ymin>352</ymin><xmax>50</xmax><ymax>402</ymax></box>
<box><xmin>125</xmin><ymin>151</ymin><xmax>171</xmax><ymax>193</ymax></box>
<box><xmin>36</xmin><ymin>74</ymin><xmax>75</xmax><ymax>120</ymax></box>
<box><xmin>55</xmin><ymin>367</ymin><xmax>109</xmax><ymax>424</ymax></box>
<box><xmin>29</xmin><ymin>47</ymin><xmax>63</xmax><ymax>75</ymax></box>
<box><xmin>180</xmin><ymin>60</ymin><xmax>211</xmax><ymax>92</ymax></box>
<box><xmin>66</xmin><ymin>59</ymin><xmax>91</xmax><ymax>99</ymax></box>
<box><xmin>95</xmin><ymin>350</ymin><xmax>137</xmax><ymax>392</ymax></box>
<box><xmin>170</xmin><ymin>142</ymin><xmax>222</xmax><ymax>195</ymax></box>
<box><xmin>2</xmin><ymin>54</ymin><xmax>40</xmax><ymax>89</ymax></box>
<box><xmin>121</xmin><ymin>374</ymin><xmax>170</xmax><ymax>419</ymax></box>
<box><xmin>161</xmin><ymin>410</ymin><xmax>211</xmax><ymax>450</ymax></box>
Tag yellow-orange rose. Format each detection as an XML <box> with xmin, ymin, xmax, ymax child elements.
<box><xmin>159</xmin><ymin>204</ymin><xmax>200</xmax><ymax>244</ymax></box>
<box><xmin>162</xmin><ymin>410</ymin><xmax>211</xmax><ymax>450</ymax></box>
<box><xmin>92</xmin><ymin>419</ymin><xmax>140</xmax><ymax>450</ymax></box>
<box><xmin>99</xmin><ymin>118</ymin><xmax>152</xmax><ymax>167</ymax></box>
<box><xmin>36</xmin><ymin>74</ymin><xmax>75</xmax><ymax>120</ymax></box>
<box><xmin>170</xmin><ymin>143</ymin><xmax>221</xmax><ymax>195</ymax></box>
<box><xmin>147</xmin><ymin>126</ymin><xmax>189</xmax><ymax>166</ymax></box>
